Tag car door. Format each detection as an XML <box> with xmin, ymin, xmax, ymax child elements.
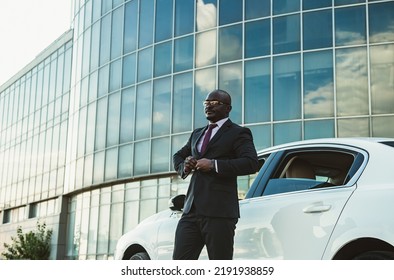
<box><xmin>233</xmin><ymin>146</ymin><xmax>364</xmax><ymax>259</ymax></box>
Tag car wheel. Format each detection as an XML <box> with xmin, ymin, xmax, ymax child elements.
<box><xmin>353</xmin><ymin>251</ymin><xmax>394</xmax><ymax>260</ymax></box>
<box><xmin>130</xmin><ymin>252</ymin><xmax>150</xmax><ymax>260</ymax></box>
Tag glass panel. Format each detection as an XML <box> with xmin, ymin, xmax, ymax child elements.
<box><xmin>303</xmin><ymin>10</ymin><xmax>332</xmax><ymax>50</ymax></box>
<box><xmin>109</xmin><ymin>59</ymin><xmax>121</xmax><ymax>93</ymax></box>
<box><xmin>154</xmin><ymin>41</ymin><xmax>172</xmax><ymax>77</ymax></box>
<box><xmin>245</xmin><ymin>59</ymin><xmax>271</xmax><ymax>123</ymax></box>
<box><xmin>219</xmin><ymin>24</ymin><xmax>242</xmax><ymax>63</ymax></box>
<box><xmin>173</xmin><ymin>72</ymin><xmax>193</xmax><ymax>133</ymax></box>
<box><xmin>98</xmin><ymin>64</ymin><xmax>109</xmax><ymax>97</ymax></box>
<box><xmin>175</xmin><ymin>0</ymin><xmax>194</xmax><ymax>36</ymax></box>
<box><xmin>93</xmin><ymin>151</ymin><xmax>105</xmax><ymax>183</ymax></box>
<box><xmin>336</xmin><ymin>47</ymin><xmax>368</xmax><ymax>116</ymax></box>
<box><xmin>109</xmin><ymin>203</ymin><xmax>123</xmax><ymax>254</ymax></box>
<box><xmin>139</xmin><ymin>0</ymin><xmax>154</xmax><ymax>48</ymax></box>
<box><xmin>95</xmin><ymin>97</ymin><xmax>107</xmax><ymax>150</ymax></box>
<box><xmin>335</xmin><ymin>6</ymin><xmax>366</xmax><ymax>46</ymax></box>
<box><xmin>120</xmin><ymin>87</ymin><xmax>135</xmax><ymax>143</ymax></box>
<box><xmin>219</xmin><ymin>0</ymin><xmax>242</xmax><ymax>25</ymax></box>
<box><xmin>303</xmin><ymin>50</ymin><xmax>334</xmax><ymax>118</ymax></box>
<box><xmin>107</xmin><ymin>92</ymin><xmax>120</xmax><ymax>147</ymax></box>
<box><xmin>86</xmin><ymin>103</ymin><xmax>96</xmax><ymax>154</ymax></box>
<box><xmin>369</xmin><ymin>2</ymin><xmax>394</xmax><ymax>43</ymax></box>
<box><xmin>372</xmin><ymin>116</ymin><xmax>394</xmax><ymax>138</ymax></box>
<box><xmin>151</xmin><ymin>137</ymin><xmax>170</xmax><ymax>173</ymax></box>
<box><xmin>245</xmin><ymin>0</ymin><xmax>270</xmax><ymax>20</ymax></box>
<box><xmin>174</xmin><ymin>36</ymin><xmax>194</xmax><ymax>72</ymax></box>
<box><xmin>77</xmin><ymin>107</ymin><xmax>87</xmax><ymax>158</ymax></box>
<box><xmin>218</xmin><ymin>62</ymin><xmax>242</xmax><ymax>124</ymax></box>
<box><xmin>137</xmin><ymin>47</ymin><xmax>152</xmax><ymax>82</ymax></box>
<box><xmin>303</xmin><ymin>0</ymin><xmax>332</xmax><ymax>10</ymax></box>
<box><xmin>196</xmin><ymin>0</ymin><xmax>217</xmax><ymax>31</ymax></box>
<box><xmin>84</xmin><ymin>154</ymin><xmax>93</xmax><ymax>186</ymax></box>
<box><xmin>90</xmin><ymin>22</ymin><xmax>100</xmax><ymax>72</ymax></box>
<box><xmin>105</xmin><ymin>147</ymin><xmax>118</xmax><ymax>180</ymax></box>
<box><xmin>99</xmin><ymin>13</ymin><xmax>111</xmax><ymax>66</ymax></box>
<box><xmin>118</xmin><ymin>144</ymin><xmax>133</xmax><ymax>178</ymax></box>
<box><xmin>273</xmin><ymin>14</ymin><xmax>300</xmax><ymax>54</ymax></box>
<box><xmin>338</xmin><ymin>118</ymin><xmax>369</xmax><ymax>137</ymax></box>
<box><xmin>245</xmin><ymin>19</ymin><xmax>270</xmax><ymax>58</ymax></box>
<box><xmin>273</xmin><ymin>122</ymin><xmax>302</xmax><ymax>145</ymax></box>
<box><xmin>273</xmin><ymin>54</ymin><xmax>301</xmax><ymax>121</ymax></box>
<box><xmin>194</xmin><ymin>67</ymin><xmax>216</xmax><ymax>128</ymax></box>
<box><xmin>196</xmin><ymin>30</ymin><xmax>217</xmax><ymax>67</ymax></box>
<box><xmin>124</xmin><ymin>0</ymin><xmax>138</xmax><ymax>53</ymax></box>
<box><xmin>370</xmin><ymin>44</ymin><xmax>394</xmax><ymax>114</ymax></box>
<box><xmin>122</xmin><ymin>53</ymin><xmax>136</xmax><ymax>87</ymax></box>
<box><xmin>134</xmin><ymin>140</ymin><xmax>150</xmax><ymax>175</ymax></box>
<box><xmin>152</xmin><ymin>78</ymin><xmax>171</xmax><ymax>136</ymax></box>
<box><xmin>97</xmin><ymin>204</ymin><xmax>110</xmax><ymax>254</ymax></box>
<box><xmin>155</xmin><ymin>0</ymin><xmax>173</xmax><ymax>42</ymax></box>
<box><xmin>273</xmin><ymin>0</ymin><xmax>300</xmax><ymax>15</ymax></box>
<box><xmin>135</xmin><ymin>82</ymin><xmax>151</xmax><ymax>140</ymax></box>
<box><xmin>304</xmin><ymin>120</ymin><xmax>335</xmax><ymax>140</ymax></box>
<box><xmin>249</xmin><ymin>124</ymin><xmax>271</xmax><ymax>151</ymax></box>
<box><xmin>87</xmin><ymin>205</ymin><xmax>99</xmax><ymax>255</ymax></box>
<box><xmin>111</xmin><ymin>7</ymin><xmax>123</xmax><ymax>59</ymax></box>
<box><xmin>335</xmin><ymin>0</ymin><xmax>365</xmax><ymax>6</ymax></box>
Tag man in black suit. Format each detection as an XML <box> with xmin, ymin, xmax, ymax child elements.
<box><xmin>172</xmin><ymin>89</ymin><xmax>259</xmax><ymax>260</ymax></box>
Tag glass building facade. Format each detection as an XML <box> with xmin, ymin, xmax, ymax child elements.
<box><xmin>1</xmin><ymin>0</ymin><xmax>394</xmax><ymax>259</ymax></box>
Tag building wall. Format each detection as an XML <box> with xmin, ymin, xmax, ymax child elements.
<box><xmin>1</xmin><ymin>0</ymin><xmax>394</xmax><ymax>259</ymax></box>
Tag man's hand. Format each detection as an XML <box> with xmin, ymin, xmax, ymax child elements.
<box><xmin>184</xmin><ymin>156</ymin><xmax>197</xmax><ymax>173</ymax></box>
<box><xmin>196</xmin><ymin>158</ymin><xmax>215</xmax><ymax>172</ymax></box>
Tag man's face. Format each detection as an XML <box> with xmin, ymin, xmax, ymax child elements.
<box><xmin>204</xmin><ymin>91</ymin><xmax>232</xmax><ymax>123</ymax></box>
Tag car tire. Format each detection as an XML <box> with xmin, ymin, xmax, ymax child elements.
<box><xmin>130</xmin><ymin>252</ymin><xmax>150</xmax><ymax>260</ymax></box>
<box><xmin>353</xmin><ymin>251</ymin><xmax>394</xmax><ymax>260</ymax></box>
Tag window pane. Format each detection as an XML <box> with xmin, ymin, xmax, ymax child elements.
<box><xmin>120</xmin><ymin>87</ymin><xmax>135</xmax><ymax>143</ymax></box>
<box><xmin>335</xmin><ymin>6</ymin><xmax>366</xmax><ymax>46</ymax></box>
<box><xmin>196</xmin><ymin>30</ymin><xmax>217</xmax><ymax>67</ymax></box>
<box><xmin>219</xmin><ymin>0</ymin><xmax>242</xmax><ymax>25</ymax></box>
<box><xmin>369</xmin><ymin>2</ymin><xmax>394</xmax><ymax>43</ymax></box>
<box><xmin>273</xmin><ymin>0</ymin><xmax>300</xmax><ymax>15</ymax></box>
<box><xmin>194</xmin><ymin>67</ymin><xmax>216</xmax><ymax>128</ymax></box>
<box><xmin>249</xmin><ymin>125</ymin><xmax>271</xmax><ymax>151</ymax></box>
<box><xmin>336</xmin><ymin>47</ymin><xmax>368</xmax><ymax>116</ymax></box>
<box><xmin>196</xmin><ymin>0</ymin><xmax>217</xmax><ymax>31</ymax></box>
<box><xmin>118</xmin><ymin>144</ymin><xmax>133</xmax><ymax>178</ymax></box>
<box><xmin>335</xmin><ymin>0</ymin><xmax>365</xmax><ymax>6</ymax></box>
<box><xmin>370</xmin><ymin>44</ymin><xmax>394</xmax><ymax>114</ymax></box>
<box><xmin>109</xmin><ymin>59</ymin><xmax>121</xmax><ymax>93</ymax></box>
<box><xmin>274</xmin><ymin>122</ymin><xmax>302</xmax><ymax>145</ymax></box>
<box><xmin>154</xmin><ymin>41</ymin><xmax>172</xmax><ymax>77</ymax></box>
<box><xmin>273</xmin><ymin>14</ymin><xmax>300</xmax><ymax>54</ymax></box>
<box><xmin>175</xmin><ymin>0</ymin><xmax>194</xmax><ymax>36</ymax></box>
<box><xmin>273</xmin><ymin>54</ymin><xmax>301</xmax><ymax>121</ymax></box>
<box><xmin>219</xmin><ymin>62</ymin><xmax>242</xmax><ymax>124</ymax></box>
<box><xmin>135</xmin><ymin>82</ymin><xmax>151</xmax><ymax>140</ymax></box>
<box><xmin>98</xmin><ymin>64</ymin><xmax>109</xmax><ymax>97</ymax></box>
<box><xmin>173</xmin><ymin>72</ymin><xmax>193</xmax><ymax>133</ymax></box>
<box><xmin>338</xmin><ymin>118</ymin><xmax>369</xmax><ymax>137</ymax></box>
<box><xmin>111</xmin><ymin>7</ymin><xmax>123</xmax><ymax>59</ymax></box>
<box><xmin>245</xmin><ymin>19</ymin><xmax>270</xmax><ymax>58</ymax></box>
<box><xmin>304</xmin><ymin>51</ymin><xmax>334</xmax><ymax>118</ymax></box>
<box><xmin>372</xmin><ymin>116</ymin><xmax>394</xmax><ymax>138</ymax></box>
<box><xmin>122</xmin><ymin>53</ymin><xmax>136</xmax><ymax>87</ymax></box>
<box><xmin>303</xmin><ymin>10</ymin><xmax>332</xmax><ymax>50</ymax></box>
<box><xmin>99</xmin><ymin>14</ymin><xmax>111</xmax><ymax>66</ymax></box>
<box><xmin>152</xmin><ymin>78</ymin><xmax>171</xmax><ymax>136</ymax></box>
<box><xmin>93</xmin><ymin>151</ymin><xmax>105</xmax><ymax>183</ymax></box>
<box><xmin>219</xmin><ymin>24</ymin><xmax>242</xmax><ymax>63</ymax></box>
<box><xmin>305</xmin><ymin>120</ymin><xmax>335</xmax><ymax>140</ymax></box>
<box><xmin>134</xmin><ymin>141</ymin><xmax>150</xmax><ymax>175</ymax></box>
<box><xmin>139</xmin><ymin>0</ymin><xmax>154</xmax><ymax>48</ymax></box>
<box><xmin>105</xmin><ymin>147</ymin><xmax>118</xmax><ymax>180</ymax></box>
<box><xmin>124</xmin><ymin>0</ymin><xmax>138</xmax><ymax>53</ymax></box>
<box><xmin>107</xmin><ymin>92</ymin><xmax>120</xmax><ymax>147</ymax></box>
<box><xmin>245</xmin><ymin>59</ymin><xmax>271</xmax><ymax>123</ymax></box>
<box><xmin>303</xmin><ymin>0</ymin><xmax>331</xmax><ymax>10</ymax></box>
<box><xmin>245</xmin><ymin>0</ymin><xmax>270</xmax><ymax>20</ymax></box>
<box><xmin>155</xmin><ymin>0</ymin><xmax>173</xmax><ymax>42</ymax></box>
<box><xmin>137</xmin><ymin>47</ymin><xmax>152</xmax><ymax>82</ymax></box>
<box><xmin>174</xmin><ymin>36</ymin><xmax>194</xmax><ymax>72</ymax></box>
<box><xmin>95</xmin><ymin>97</ymin><xmax>107</xmax><ymax>150</ymax></box>
<box><xmin>151</xmin><ymin>137</ymin><xmax>170</xmax><ymax>173</ymax></box>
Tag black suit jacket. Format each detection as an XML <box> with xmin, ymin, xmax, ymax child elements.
<box><xmin>173</xmin><ymin>119</ymin><xmax>259</xmax><ymax>218</ymax></box>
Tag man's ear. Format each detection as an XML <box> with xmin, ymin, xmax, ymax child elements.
<box><xmin>227</xmin><ymin>105</ymin><xmax>232</xmax><ymax>112</ymax></box>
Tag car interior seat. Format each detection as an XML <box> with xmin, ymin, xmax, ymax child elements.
<box><xmin>285</xmin><ymin>158</ymin><xmax>315</xmax><ymax>179</ymax></box>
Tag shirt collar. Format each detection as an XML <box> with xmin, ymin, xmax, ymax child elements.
<box><xmin>209</xmin><ymin>117</ymin><xmax>228</xmax><ymax>128</ymax></box>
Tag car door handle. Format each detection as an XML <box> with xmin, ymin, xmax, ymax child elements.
<box><xmin>303</xmin><ymin>204</ymin><xmax>331</xmax><ymax>213</ymax></box>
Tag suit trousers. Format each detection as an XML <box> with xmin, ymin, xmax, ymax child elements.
<box><xmin>172</xmin><ymin>210</ymin><xmax>238</xmax><ymax>260</ymax></box>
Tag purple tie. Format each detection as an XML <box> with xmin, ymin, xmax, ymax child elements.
<box><xmin>200</xmin><ymin>124</ymin><xmax>217</xmax><ymax>154</ymax></box>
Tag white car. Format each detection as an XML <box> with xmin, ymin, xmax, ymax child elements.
<box><xmin>115</xmin><ymin>137</ymin><xmax>394</xmax><ymax>260</ymax></box>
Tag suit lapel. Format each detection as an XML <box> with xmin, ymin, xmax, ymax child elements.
<box><xmin>193</xmin><ymin>127</ymin><xmax>207</xmax><ymax>156</ymax></box>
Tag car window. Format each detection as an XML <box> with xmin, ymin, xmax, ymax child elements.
<box><xmin>262</xmin><ymin>150</ymin><xmax>356</xmax><ymax>196</ymax></box>
<box><xmin>238</xmin><ymin>157</ymin><xmax>267</xmax><ymax>199</ymax></box>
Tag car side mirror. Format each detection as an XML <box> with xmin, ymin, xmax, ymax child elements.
<box><xmin>169</xmin><ymin>194</ymin><xmax>185</xmax><ymax>211</ymax></box>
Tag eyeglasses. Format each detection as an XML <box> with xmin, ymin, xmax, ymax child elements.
<box><xmin>203</xmin><ymin>100</ymin><xmax>229</xmax><ymax>107</ymax></box>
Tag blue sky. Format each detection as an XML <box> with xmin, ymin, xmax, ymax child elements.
<box><xmin>0</xmin><ymin>0</ymin><xmax>72</xmax><ymax>86</ymax></box>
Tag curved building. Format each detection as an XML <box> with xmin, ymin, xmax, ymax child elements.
<box><xmin>1</xmin><ymin>0</ymin><xmax>394</xmax><ymax>259</ymax></box>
